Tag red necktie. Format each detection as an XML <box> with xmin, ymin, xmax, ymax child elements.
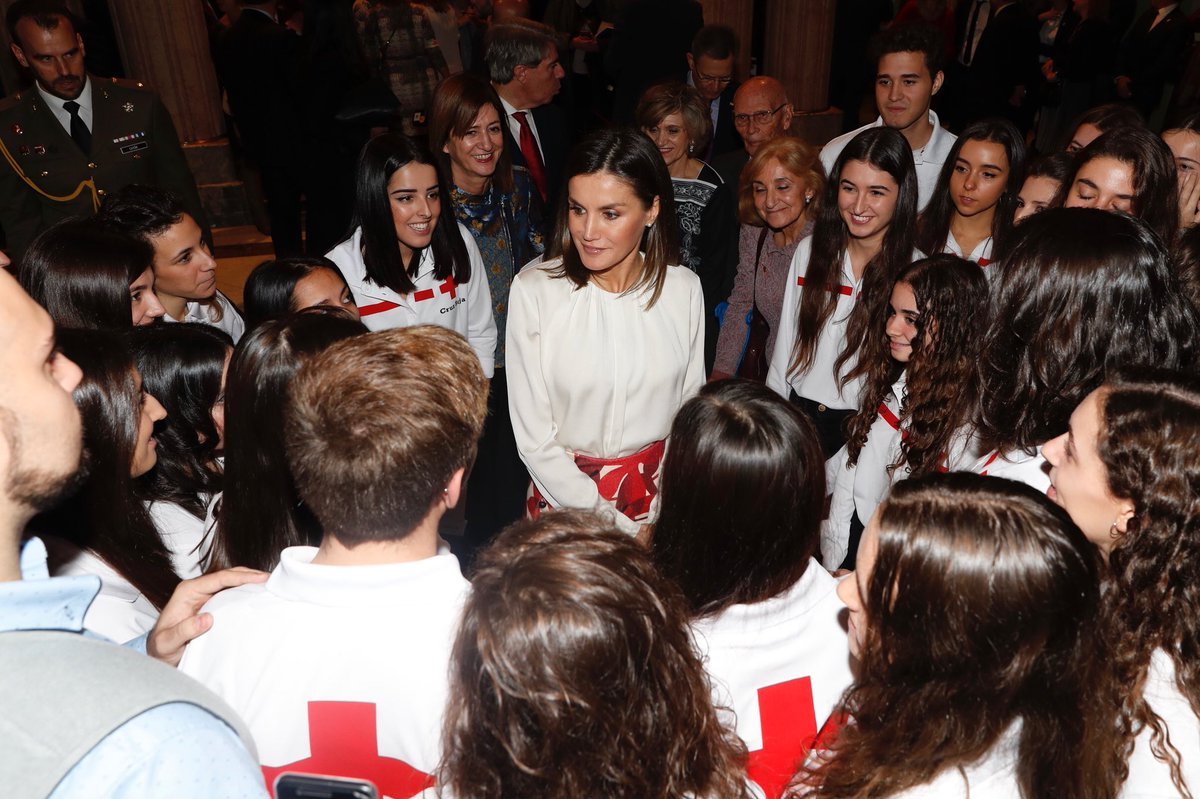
<box><xmin>513</xmin><ymin>111</ymin><xmax>548</xmax><ymax>202</ymax></box>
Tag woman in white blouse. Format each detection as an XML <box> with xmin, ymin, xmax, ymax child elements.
<box><xmin>506</xmin><ymin>127</ymin><xmax>704</xmax><ymax>535</ymax></box>
<box><xmin>766</xmin><ymin>127</ymin><xmax>920</xmax><ymax>460</ymax></box>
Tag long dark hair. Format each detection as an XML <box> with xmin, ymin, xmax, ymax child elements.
<box><xmin>440</xmin><ymin>510</ymin><xmax>752</xmax><ymax>799</ymax></box>
<box><xmin>347</xmin><ymin>133</ymin><xmax>471</xmax><ymax>295</ymax></box>
<box><xmin>243</xmin><ymin>256</ymin><xmax>355</xmax><ymax>329</ymax></box>
<box><xmin>1055</xmin><ymin>126</ymin><xmax>1180</xmax><ymax>245</ymax></box>
<box><xmin>916</xmin><ymin>118</ymin><xmax>1025</xmax><ymax>261</ymax></box>
<box><xmin>547</xmin><ymin>127</ymin><xmax>680</xmax><ymax>309</ymax></box>
<box><xmin>39</xmin><ymin>329</ymin><xmax>179</xmax><ymax>610</ymax></box>
<box><xmin>789</xmin><ymin>127</ymin><xmax>918</xmax><ymax>382</ymax></box>
<box><xmin>801</xmin><ymin>473</ymin><xmax>1123</xmax><ymax>799</ymax></box>
<box><xmin>130</xmin><ymin>324</ymin><xmax>232</xmax><ymax>519</ymax></box>
<box><xmin>1098</xmin><ymin>372</ymin><xmax>1200</xmax><ymax>797</ymax></box>
<box><xmin>845</xmin><ymin>255</ymin><xmax>988</xmax><ymax>476</ymax></box>
<box><xmin>974</xmin><ymin>208</ymin><xmax>1196</xmax><ymax>456</ymax></box>
<box><xmin>650</xmin><ymin>380</ymin><xmax>825</xmax><ymax>616</ymax></box>
<box><xmin>17</xmin><ymin>217</ymin><xmax>154</xmax><ymax>330</ymax></box>
<box><xmin>208</xmin><ymin>311</ymin><xmax>367</xmax><ymax>572</ymax></box>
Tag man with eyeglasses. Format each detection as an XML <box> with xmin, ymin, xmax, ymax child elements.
<box><xmin>711</xmin><ymin>75</ymin><xmax>794</xmax><ymax>192</ymax></box>
<box><xmin>818</xmin><ymin>24</ymin><xmax>955</xmax><ymax>213</ymax></box>
<box><xmin>685</xmin><ymin>25</ymin><xmax>741</xmax><ymax>161</ymax></box>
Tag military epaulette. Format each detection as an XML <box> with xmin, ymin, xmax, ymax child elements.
<box><xmin>107</xmin><ymin>77</ymin><xmax>152</xmax><ymax>93</ymax></box>
<box><xmin>0</xmin><ymin>94</ymin><xmax>21</xmax><ymax>113</ymax></box>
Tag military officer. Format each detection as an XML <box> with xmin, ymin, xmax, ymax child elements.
<box><xmin>0</xmin><ymin>0</ymin><xmax>206</xmax><ymax>260</ymax></box>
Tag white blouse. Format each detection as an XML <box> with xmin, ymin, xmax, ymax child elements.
<box><xmin>43</xmin><ymin>535</ymin><xmax>159</xmax><ymax>644</ymax></box>
<box><xmin>148</xmin><ymin>498</ymin><xmax>216</xmax><ymax>580</ymax></box>
<box><xmin>767</xmin><ymin>239</ymin><xmax>923</xmax><ymax>410</ymax></box>
<box><xmin>822</xmin><ymin>374</ymin><xmax>907</xmax><ymax>569</ymax></box>
<box><xmin>505</xmin><ymin>258</ymin><xmax>705</xmax><ymax>535</ymax></box>
<box><xmin>1123</xmin><ymin>650</ymin><xmax>1200</xmax><ymax>797</ymax></box>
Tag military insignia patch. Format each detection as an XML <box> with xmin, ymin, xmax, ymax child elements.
<box><xmin>33</xmin><ymin>144</ymin><xmax>45</xmax><ymax>155</ymax></box>
<box><xmin>11</xmin><ymin>124</ymin><xmax>21</xmax><ymax>135</ymax></box>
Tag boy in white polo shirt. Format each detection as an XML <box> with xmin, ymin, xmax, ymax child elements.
<box><xmin>180</xmin><ymin>325</ymin><xmax>488</xmax><ymax>798</ymax></box>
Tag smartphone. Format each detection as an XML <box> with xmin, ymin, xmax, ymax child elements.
<box><xmin>274</xmin><ymin>773</ymin><xmax>379</xmax><ymax>799</ymax></box>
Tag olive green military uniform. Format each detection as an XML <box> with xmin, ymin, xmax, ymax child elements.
<box><xmin>0</xmin><ymin>76</ymin><xmax>206</xmax><ymax>259</ymax></box>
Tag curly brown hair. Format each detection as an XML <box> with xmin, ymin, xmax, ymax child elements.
<box><xmin>439</xmin><ymin>509</ymin><xmax>752</xmax><ymax>799</ymax></box>
<box><xmin>1098</xmin><ymin>373</ymin><xmax>1200</xmax><ymax>798</ymax></box>
<box><xmin>845</xmin><ymin>255</ymin><xmax>987</xmax><ymax>475</ymax></box>
<box><xmin>798</xmin><ymin>474</ymin><xmax>1124</xmax><ymax>799</ymax></box>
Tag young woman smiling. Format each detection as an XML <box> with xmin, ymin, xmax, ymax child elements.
<box><xmin>326</xmin><ymin>133</ymin><xmax>497</xmax><ymax>376</ymax></box>
<box><xmin>637</xmin><ymin>81</ymin><xmax>738</xmax><ymax>371</ymax></box>
<box><xmin>766</xmin><ymin>127</ymin><xmax>921</xmax><ymax>459</ymax></box>
<box><xmin>711</xmin><ymin>136</ymin><xmax>824</xmax><ymax>382</ymax></box>
<box><xmin>823</xmin><ymin>255</ymin><xmax>988</xmax><ymax>570</ymax></box>
<box><xmin>1043</xmin><ymin>373</ymin><xmax>1200</xmax><ymax>797</ymax></box>
<box><xmin>916</xmin><ymin>118</ymin><xmax>1025</xmax><ymax>268</ymax></box>
<box><xmin>505</xmin><ymin>127</ymin><xmax>703</xmax><ymax>535</ymax></box>
<box><xmin>430</xmin><ymin>73</ymin><xmax>546</xmax><ymax>556</ymax></box>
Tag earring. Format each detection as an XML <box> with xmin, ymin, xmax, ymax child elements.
<box><xmin>688</xmin><ymin>143</ymin><xmax>694</xmax><ymax>155</ymax></box>
<box><xmin>804</xmin><ymin>194</ymin><xmax>812</xmax><ymax>206</ymax></box>
<box><xmin>1109</xmin><ymin>520</ymin><xmax>1122</xmax><ymax>539</ymax></box>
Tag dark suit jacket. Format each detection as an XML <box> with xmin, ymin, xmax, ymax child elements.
<box><xmin>1117</xmin><ymin>7</ymin><xmax>1191</xmax><ymax>116</ymax></box>
<box><xmin>0</xmin><ymin>77</ymin><xmax>206</xmax><ymax>259</ymax></box>
<box><xmin>216</xmin><ymin>8</ymin><xmax>302</xmax><ymax>166</ymax></box>
<box><xmin>963</xmin><ymin>1</ymin><xmax>1041</xmax><ymax>128</ymax></box>
<box><xmin>698</xmin><ymin>80</ymin><xmax>741</xmax><ymax>161</ymax></box>
<box><xmin>606</xmin><ymin>0</ymin><xmax>704</xmax><ymax>123</ymax></box>
<box><xmin>502</xmin><ymin>102</ymin><xmax>570</xmax><ymax>216</ymax></box>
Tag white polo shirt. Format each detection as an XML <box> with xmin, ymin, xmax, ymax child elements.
<box><xmin>820</xmin><ymin>112</ymin><xmax>957</xmax><ymax>213</ymax></box>
<box><xmin>180</xmin><ymin>546</ymin><xmax>469</xmax><ymax>797</ymax></box>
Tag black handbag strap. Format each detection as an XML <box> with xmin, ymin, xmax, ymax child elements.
<box><xmin>751</xmin><ymin>226</ymin><xmax>769</xmax><ymax>313</ymax></box>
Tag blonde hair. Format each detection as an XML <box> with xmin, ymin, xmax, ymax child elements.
<box><xmin>737</xmin><ymin>136</ymin><xmax>825</xmax><ymax>226</ymax></box>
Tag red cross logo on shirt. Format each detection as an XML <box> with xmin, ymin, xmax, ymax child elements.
<box><xmin>438</xmin><ymin>276</ymin><xmax>457</xmax><ymax>300</ymax></box>
<box><xmin>261</xmin><ymin>701</ymin><xmax>435</xmax><ymax>799</ymax></box>
<box><xmin>746</xmin><ymin>678</ymin><xmax>819</xmax><ymax>799</ymax></box>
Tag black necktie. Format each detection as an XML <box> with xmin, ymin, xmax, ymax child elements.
<box><xmin>62</xmin><ymin>100</ymin><xmax>91</xmax><ymax>154</ymax></box>
<box><xmin>961</xmin><ymin>0</ymin><xmax>985</xmax><ymax>66</ymax></box>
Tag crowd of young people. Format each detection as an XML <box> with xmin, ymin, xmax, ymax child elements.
<box><xmin>5</xmin><ymin>16</ymin><xmax>1200</xmax><ymax>799</ymax></box>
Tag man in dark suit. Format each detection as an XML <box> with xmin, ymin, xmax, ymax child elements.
<box><xmin>1115</xmin><ymin>0</ymin><xmax>1192</xmax><ymax>119</ymax></box>
<box><xmin>216</xmin><ymin>0</ymin><xmax>304</xmax><ymax>256</ymax></box>
<box><xmin>686</xmin><ymin>24</ymin><xmax>741</xmax><ymax>162</ymax></box>
<box><xmin>487</xmin><ymin>20</ymin><xmax>570</xmax><ymax>213</ymax></box>
<box><xmin>0</xmin><ymin>0</ymin><xmax>206</xmax><ymax>260</ymax></box>
<box><xmin>959</xmin><ymin>0</ymin><xmax>1040</xmax><ymax>133</ymax></box>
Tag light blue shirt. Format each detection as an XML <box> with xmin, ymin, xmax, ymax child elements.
<box><xmin>0</xmin><ymin>538</ymin><xmax>268</xmax><ymax>798</ymax></box>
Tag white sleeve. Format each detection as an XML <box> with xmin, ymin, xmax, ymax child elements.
<box><xmin>765</xmin><ymin>249</ymin><xmax>802</xmax><ymax>400</ymax></box>
<box><xmin>683</xmin><ymin>273</ymin><xmax>706</xmax><ymax>399</ymax></box>
<box><xmin>462</xmin><ymin>233</ymin><xmax>497</xmax><ymax>379</ymax></box>
<box><xmin>819</xmin><ymin>139</ymin><xmax>840</xmax><ymax>181</ymax></box>
<box><xmin>505</xmin><ymin>274</ymin><xmax>640</xmax><ymax>535</ymax></box>
<box><xmin>820</xmin><ymin>445</ymin><xmax>854</xmax><ymax>571</ymax></box>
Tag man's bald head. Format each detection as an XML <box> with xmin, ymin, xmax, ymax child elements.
<box><xmin>732</xmin><ymin>76</ymin><xmax>793</xmax><ymax>156</ymax></box>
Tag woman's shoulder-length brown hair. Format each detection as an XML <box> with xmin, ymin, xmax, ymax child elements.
<box><xmin>737</xmin><ymin>135</ymin><xmax>826</xmax><ymax>227</ymax></box>
<box><xmin>546</xmin><ymin>127</ymin><xmax>681</xmax><ymax>309</ymax></box>
<box><xmin>429</xmin><ymin>72</ymin><xmax>516</xmax><ymax>195</ymax></box>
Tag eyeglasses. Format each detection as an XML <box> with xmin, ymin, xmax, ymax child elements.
<box><xmin>694</xmin><ymin>69</ymin><xmax>733</xmax><ymax>86</ymax></box>
<box><xmin>733</xmin><ymin>103</ymin><xmax>788</xmax><ymax>128</ymax></box>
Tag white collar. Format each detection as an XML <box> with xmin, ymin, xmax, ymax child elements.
<box><xmin>35</xmin><ymin>74</ymin><xmax>91</xmax><ymax>114</ymax></box>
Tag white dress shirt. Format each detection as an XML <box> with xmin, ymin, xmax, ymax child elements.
<box><xmin>37</xmin><ymin>76</ymin><xmax>94</xmax><ymax>136</ymax></box>
<box><xmin>820</xmin><ymin>112</ymin><xmax>957</xmax><ymax>213</ymax></box>
<box><xmin>498</xmin><ymin>94</ymin><xmax>545</xmax><ymax>163</ymax></box>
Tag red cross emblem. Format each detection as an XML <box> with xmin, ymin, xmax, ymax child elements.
<box><xmin>261</xmin><ymin>701</ymin><xmax>435</xmax><ymax>799</ymax></box>
<box><xmin>746</xmin><ymin>678</ymin><xmax>819</xmax><ymax>799</ymax></box>
<box><xmin>438</xmin><ymin>276</ymin><xmax>457</xmax><ymax>300</ymax></box>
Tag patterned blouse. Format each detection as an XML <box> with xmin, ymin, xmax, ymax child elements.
<box><xmin>450</xmin><ymin>168</ymin><xmax>545</xmax><ymax>369</ymax></box>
